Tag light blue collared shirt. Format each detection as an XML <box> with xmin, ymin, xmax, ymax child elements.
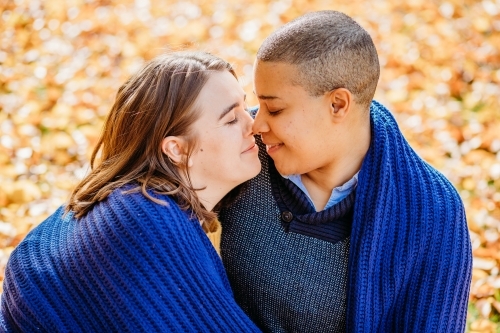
<box><xmin>282</xmin><ymin>172</ymin><xmax>359</xmax><ymax>211</ymax></box>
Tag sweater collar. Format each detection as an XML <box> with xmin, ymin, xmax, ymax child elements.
<box><xmin>267</xmin><ymin>152</ymin><xmax>356</xmax><ymax>226</ymax></box>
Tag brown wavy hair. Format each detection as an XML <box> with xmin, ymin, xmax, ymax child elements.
<box><xmin>66</xmin><ymin>51</ymin><xmax>236</xmax><ymax>232</ymax></box>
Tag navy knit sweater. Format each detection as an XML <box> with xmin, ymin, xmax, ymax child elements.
<box><xmin>221</xmin><ymin>145</ymin><xmax>354</xmax><ymax>332</ymax></box>
<box><xmin>220</xmin><ymin>101</ymin><xmax>472</xmax><ymax>332</ymax></box>
<box><xmin>0</xmin><ymin>188</ymin><xmax>261</xmax><ymax>332</ymax></box>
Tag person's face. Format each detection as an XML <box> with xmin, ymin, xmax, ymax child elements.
<box><xmin>188</xmin><ymin>70</ymin><xmax>261</xmax><ymax>193</ymax></box>
<box><xmin>252</xmin><ymin>60</ymin><xmax>339</xmax><ymax>176</ymax></box>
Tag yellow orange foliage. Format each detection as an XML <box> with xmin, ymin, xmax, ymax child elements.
<box><xmin>0</xmin><ymin>0</ymin><xmax>499</xmax><ymax>330</ymax></box>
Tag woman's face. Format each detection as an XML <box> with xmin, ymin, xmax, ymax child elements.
<box><xmin>187</xmin><ymin>70</ymin><xmax>261</xmax><ymax>201</ymax></box>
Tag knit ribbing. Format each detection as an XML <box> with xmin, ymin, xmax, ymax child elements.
<box><xmin>0</xmin><ymin>187</ymin><xmax>261</xmax><ymax>332</ymax></box>
<box><xmin>346</xmin><ymin>101</ymin><xmax>471</xmax><ymax>332</ymax></box>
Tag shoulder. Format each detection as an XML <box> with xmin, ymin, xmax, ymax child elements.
<box><xmin>424</xmin><ymin>165</ymin><xmax>466</xmax><ymax>231</ymax></box>
<box><xmin>101</xmin><ymin>185</ymin><xmax>194</xmax><ymax>227</ymax></box>
<box><xmin>1</xmin><ymin>187</ymin><xmax>202</xmax><ymax>305</ymax></box>
<box><xmin>0</xmin><ymin>189</ymin><xmax>221</xmax><ymax>331</ymax></box>
<box><xmin>106</xmin><ymin>184</ymin><xmax>179</xmax><ymax>211</ymax></box>
<box><xmin>404</xmin><ymin>151</ymin><xmax>464</xmax><ymax>218</ymax></box>
<box><xmin>7</xmin><ymin>206</ymin><xmax>67</xmax><ymax>257</ymax></box>
<box><xmin>369</xmin><ymin>101</ymin><xmax>464</xmax><ymax>212</ymax></box>
<box><xmin>5</xmin><ymin>187</ymin><xmax>196</xmax><ymax>276</ymax></box>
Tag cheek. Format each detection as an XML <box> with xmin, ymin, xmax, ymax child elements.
<box><xmin>198</xmin><ymin>130</ymin><xmax>241</xmax><ymax>162</ymax></box>
<box><xmin>199</xmin><ymin>142</ymin><xmax>221</xmax><ymax>162</ymax></box>
<box><xmin>277</xmin><ymin>120</ymin><xmax>303</xmax><ymax>146</ymax></box>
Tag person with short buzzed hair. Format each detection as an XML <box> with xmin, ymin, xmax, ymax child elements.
<box><xmin>219</xmin><ymin>10</ymin><xmax>472</xmax><ymax>333</ymax></box>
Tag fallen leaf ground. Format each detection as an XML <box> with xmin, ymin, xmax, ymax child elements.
<box><xmin>0</xmin><ymin>0</ymin><xmax>499</xmax><ymax>331</ymax></box>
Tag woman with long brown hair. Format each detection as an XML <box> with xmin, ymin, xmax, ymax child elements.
<box><xmin>0</xmin><ymin>51</ymin><xmax>261</xmax><ymax>332</ymax></box>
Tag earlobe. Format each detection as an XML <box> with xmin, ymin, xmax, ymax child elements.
<box><xmin>161</xmin><ymin>136</ymin><xmax>185</xmax><ymax>164</ymax></box>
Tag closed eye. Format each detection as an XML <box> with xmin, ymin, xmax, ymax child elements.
<box><xmin>227</xmin><ymin>117</ymin><xmax>238</xmax><ymax>125</ymax></box>
<box><xmin>267</xmin><ymin>109</ymin><xmax>283</xmax><ymax>116</ymax></box>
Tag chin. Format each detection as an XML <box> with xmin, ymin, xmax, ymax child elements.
<box><xmin>274</xmin><ymin>162</ymin><xmax>294</xmax><ymax>176</ymax></box>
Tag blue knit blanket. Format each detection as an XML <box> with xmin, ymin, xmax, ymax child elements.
<box><xmin>348</xmin><ymin>101</ymin><xmax>472</xmax><ymax>332</ymax></box>
<box><xmin>0</xmin><ymin>188</ymin><xmax>261</xmax><ymax>332</ymax></box>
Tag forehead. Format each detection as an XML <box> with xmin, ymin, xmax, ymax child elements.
<box><xmin>194</xmin><ymin>70</ymin><xmax>244</xmax><ymax>118</ymax></box>
<box><xmin>254</xmin><ymin>61</ymin><xmax>299</xmax><ymax>83</ymax></box>
<box><xmin>253</xmin><ymin>61</ymin><xmax>304</xmax><ymax>96</ymax></box>
<box><xmin>204</xmin><ymin>70</ymin><xmax>241</xmax><ymax>93</ymax></box>
<box><xmin>197</xmin><ymin>70</ymin><xmax>242</xmax><ymax>102</ymax></box>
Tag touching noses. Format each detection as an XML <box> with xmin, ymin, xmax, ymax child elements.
<box><xmin>242</xmin><ymin>110</ymin><xmax>255</xmax><ymax>137</ymax></box>
<box><xmin>252</xmin><ymin>108</ymin><xmax>269</xmax><ymax>136</ymax></box>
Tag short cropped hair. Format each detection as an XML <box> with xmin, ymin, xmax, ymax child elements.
<box><xmin>257</xmin><ymin>11</ymin><xmax>380</xmax><ymax>108</ymax></box>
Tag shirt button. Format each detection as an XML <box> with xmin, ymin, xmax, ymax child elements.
<box><xmin>281</xmin><ymin>211</ymin><xmax>293</xmax><ymax>223</ymax></box>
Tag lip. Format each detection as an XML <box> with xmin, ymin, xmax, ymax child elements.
<box><xmin>264</xmin><ymin>142</ymin><xmax>283</xmax><ymax>154</ymax></box>
<box><xmin>242</xmin><ymin>142</ymin><xmax>258</xmax><ymax>154</ymax></box>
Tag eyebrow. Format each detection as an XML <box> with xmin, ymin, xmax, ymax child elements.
<box><xmin>218</xmin><ymin>94</ymin><xmax>247</xmax><ymax>121</ymax></box>
<box><xmin>256</xmin><ymin>94</ymin><xmax>280</xmax><ymax>100</ymax></box>
<box><xmin>218</xmin><ymin>102</ymin><xmax>238</xmax><ymax>121</ymax></box>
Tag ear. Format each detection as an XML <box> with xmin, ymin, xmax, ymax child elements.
<box><xmin>161</xmin><ymin>136</ymin><xmax>187</xmax><ymax>164</ymax></box>
<box><xmin>328</xmin><ymin>88</ymin><xmax>352</xmax><ymax>122</ymax></box>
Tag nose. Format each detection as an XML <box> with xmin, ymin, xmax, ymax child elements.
<box><xmin>252</xmin><ymin>107</ymin><xmax>270</xmax><ymax>135</ymax></box>
<box><xmin>242</xmin><ymin>109</ymin><xmax>255</xmax><ymax>137</ymax></box>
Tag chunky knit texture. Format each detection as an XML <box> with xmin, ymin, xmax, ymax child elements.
<box><xmin>0</xmin><ymin>187</ymin><xmax>260</xmax><ymax>332</ymax></box>
<box><xmin>220</xmin><ymin>101</ymin><xmax>472</xmax><ymax>333</ymax></box>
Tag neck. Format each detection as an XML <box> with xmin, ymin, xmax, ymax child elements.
<box><xmin>194</xmin><ymin>184</ymin><xmax>232</xmax><ymax>212</ymax></box>
<box><xmin>180</xmin><ymin>171</ymin><xmax>230</xmax><ymax>212</ymax></box>
<box><xmin>302</xmin><ymin>114</ymin><xmax>371</xmax><ymax>210</ymax></box>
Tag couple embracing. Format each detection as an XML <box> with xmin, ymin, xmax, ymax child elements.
<box><xmin>1</xmin><ymin>11</ymin><xmax>471</xmax><ymax>333</ymax></box>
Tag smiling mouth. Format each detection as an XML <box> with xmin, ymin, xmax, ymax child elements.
<box><xmin>265</xmin><ymin>143</ymin><xmax>283</xmax><ymax>153</ymax></box>
<box><xmin>242</xmin><ymin>143</ymin><xmax>257</xmax><ymax>153</ymax></box>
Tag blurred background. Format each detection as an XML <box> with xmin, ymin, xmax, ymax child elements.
<box><xmin>0</xmin><ymin>0</ymin><xmax>499</xmax><ymax>331</ymax></box>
